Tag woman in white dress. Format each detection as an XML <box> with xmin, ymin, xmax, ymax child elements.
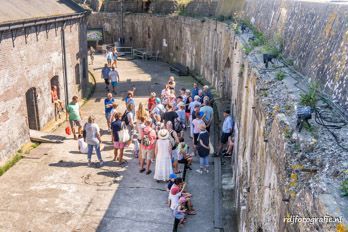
<box><xmin>154</xmin><ymin>129</ymin><xmax>173</xmax><ymax>181</ymax></box>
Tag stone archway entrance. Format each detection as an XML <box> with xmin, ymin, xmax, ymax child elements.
<box><xmin>25</xmin><ymin>87</ymin><xmax>40</xmax><ymax>130</ymax></box>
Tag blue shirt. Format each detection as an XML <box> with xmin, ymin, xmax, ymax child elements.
<box><xmin>191</xmin><ymin>87</ymin><xmax>200</xmax><ymax>99</ymax></box>
<box><xmin>102</xmin><ymin>67</ymin><xmax>110</xmax><ymax>79</ymax></box>
<box><xmin>126</xmin><ymin>98</ymin><xmax>135</xmax><ymax>106</ymax></box>
<box><xmin>203</xmin><ymin>90</ymin><xmax>213</xmax><ymax>101</ymax></box>
<box><xmin>200</xmin><ymin>105</ymin><xmax>213</xmax><ymax>121</ymax></box>
<box><xmin>104</xmin><ymin>98</ymin><xmax>115</xmax><ymax>114</ymax></box>
<box><xmin>176</xmin><ymin>110</ymin><xmax>185</xmax><ymax>123</ymax></box>
<box><xmin>222</xmin><ymin>115</ymin><xmax>234</xmax><ymax>133</ymax></box>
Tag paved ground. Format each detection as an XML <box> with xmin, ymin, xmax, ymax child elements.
<box><xmin>0</xmin><ymin>55</ymin><xmax>215</xmax><ymax>232</ymax></box>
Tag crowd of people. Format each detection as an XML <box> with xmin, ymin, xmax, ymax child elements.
<box><xmin>64</xmin><ymin>55</ymin><xmax>235</xmax><ymax>227</ymax></box>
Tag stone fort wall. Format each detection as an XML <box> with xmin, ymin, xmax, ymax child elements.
<box><xmin>220</xmin><ymin>0</ymin><xmax>348</xmax><ymax>113</ymax></box>
<box><xmin>0</xmin><ymin>22</ymin><xmax>88</xmax><ymax>165</ymax></box>
<box><xmin>88</xmin><ymin>13</ymin><xmax>347</xmax><ymax>231</ymax></box>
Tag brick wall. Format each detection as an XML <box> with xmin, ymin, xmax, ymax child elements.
<box><xmin>0</xmin><ymin>20</ymin><xmax>88</xmax><ymax>165</ymax></box>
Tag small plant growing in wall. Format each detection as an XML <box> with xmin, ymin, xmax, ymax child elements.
<box><xmin>284</xmin><ymin>126</ymin><xmax>293</xmax><ymax>139</ymax></box>
<box><xmin>242</xmin><ymin>45</ymin><xmax>253</xmax><ymax>55</ymax></box>
<box><xmin>276</xmin><ymin>71</ymin><xmax>286</xmax><ymax>81</ymax></box>
<box><xmin>341</xmin><ymin>178</ymin><xmax>348</xmax><ymax>196</ymax></box>
<box><xmin>300</xmin><ymin>82</ymin><xmax>319</xmax><ymax>108</ymax></box>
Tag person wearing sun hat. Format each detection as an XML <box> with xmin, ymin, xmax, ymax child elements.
<box><xmin>154</xmin><ymin>129</ymin><xmax>173</xmax><ymax>181</ymax></box>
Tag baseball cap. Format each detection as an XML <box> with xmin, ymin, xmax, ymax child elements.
<box><xmin>169</xmin><ymin>173</ymin><xmax>177</xmax><ymax>179</ymax></box>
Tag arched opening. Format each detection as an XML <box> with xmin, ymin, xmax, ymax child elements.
<box><xmin>25</xmin><ymin>87</ymin><xmax>40</xmax><ymax>130</ymax></box>
<box><xmin>223</xmin><ymin>57</ymin><xmax>231</xmax><ymax>98</ymax></box>
<box><xmin>50</xmin><ymin>76</ymin><xmax>60</xmax><ymax>98</ymax></box>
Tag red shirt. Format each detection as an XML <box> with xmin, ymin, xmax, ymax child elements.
<box><xmin>148</xmin><ymin>97</ymin><xmax>156</xmax><ymax>111</ymax></box>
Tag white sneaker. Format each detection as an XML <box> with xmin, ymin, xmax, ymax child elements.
<box><xmin>205</xmin><ymin>168</ymin><xmax>209</xmax><ymax>173</ymax></box>
<box><xmin>100</xmin><ymin>161</ymin><xmax>104</xmax><ymax>166</ymax></box>
<box><xmin>196</xmin><ymin>169</ymin><xmax>203</xmax><ymax>174</ymax></box>
<box><xmin>88</xmin><ymin>161</ymin><xmax>91</xmax><ymax>167</ymax></box>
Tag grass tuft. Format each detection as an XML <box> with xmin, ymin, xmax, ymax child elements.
<box><xmin>0</xmin><ymin>152</ymin><xmax>23</xmax><ymax>177</ymax></box>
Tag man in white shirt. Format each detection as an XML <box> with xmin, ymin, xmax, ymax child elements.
<box><xmin>108</xmin><ymin>67</ymin><xmax>120</xmax><ymax>94</ymax></box>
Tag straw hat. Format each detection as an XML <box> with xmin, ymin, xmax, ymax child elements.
<box><xmin>177</xmin><ymin>102</ymin><xmax>185</xmax><ymax>107</ymax></box>
<box><xmin>158</xmin><ymin>129</ymin><xmax>169</xmax><ymax>140</ymax></box>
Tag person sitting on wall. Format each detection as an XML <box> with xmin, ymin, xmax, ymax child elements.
<box><xmin>226</xmin><ymin>135</ymin><xmax>234</xmax><ymax>157</ymax></box>
<box><xmin>216</xmin><ymin>110</ymin><xmax>234</xmax><ymax>157</ymax></box>
<box><xmin>51</xmin><ymin>85</ymin><xmax>64</xmax><ymax>112</ymax></box>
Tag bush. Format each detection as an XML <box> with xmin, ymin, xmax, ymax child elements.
<box><xmin>300</xmin><ymin>83</ymin><xmax>319</xmax><ymax>108</ymax></box>
<box><xmin>243</xmin><ymin>45</ymin><xmax>253</xmax><ymax>55</ymax></box>
<box><xmin>276</xmin><ymin>71</ymin><xmax>286</xmax><ymax>81</ymax></box>
<box><xmin>341</xmin><ymin>179</ymin><xmax>348</xmax><ymax>196</ymax></box>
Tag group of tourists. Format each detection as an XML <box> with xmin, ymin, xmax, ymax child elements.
<box><xmin>63</xmin><ymin>53</ymin><xmax>235</xmax><ymax>226</ymax></box>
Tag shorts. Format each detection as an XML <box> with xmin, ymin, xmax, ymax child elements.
<box><xmin>107</xmin><ymin>58</ymin><xmax>112</xmax><ymax>63</ymax></box>
<box><xmin>111</xmin><ymin>81</ymin><xmax>118</xmax><ymax>87</ymax></box>
<box><xmin>69</xmin><ymin>119</ymin><xmax>81</xmax><ymax>128</ymax></box>
<box><xmin>114</xmin><ymin>141</ymin><xmax>126</xmax><ymax>149</ymax></box>
<box><xmin>142</xmin><ymin>149</ymin><xmax>154</xmax><ymax>160</ymax></box>
<box><xmin>172</xmin><ymin>149</ymin><xmax>179</xmax><ymax>161</ymax></box>
<box><xmin>221</xmin><ymin>132</ymin><xmax>232</xmax><ymax>144</ymax></box>
<box><xmin>178</xmin><ymin>158</ymin><xmax>187</xmax><ymax>164</ymax></box>
<box><xmin>104</xmin><ymin>79</ymin><xmax>110</xmax><ymax>85</ymax></box>
<box><xmin>206</xmin><ymin>125</ymin><xmax>211</xmax><ymax>133</ymax></box>
<box><xmin>193</xmin><ymin>133</ymin><xmax>199</xmax><ymax>145</ymax></box>
<box><xmin>105</xmin><ymin>112</ymin><xmax>111</xmax><ymax>121</ymax></box>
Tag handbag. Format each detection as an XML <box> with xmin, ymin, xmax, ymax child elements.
<box><xmin>65</xmin><ymin>122</ymin><xmax>71</xmax><ymax>135</ymax></box>
<box><xmin>118</xmin><ymin>122</ymin><xmax>130</xmax><ymax>143</ymax></box>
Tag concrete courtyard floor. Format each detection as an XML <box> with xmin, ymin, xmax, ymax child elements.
<box><xmin>0</xmin><ymin>55</ymin><xmax>214</xmax><ymax>232</ymax></box>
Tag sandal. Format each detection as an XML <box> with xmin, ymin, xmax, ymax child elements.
<box><xmin>139</xmin><ymin>168</ymin><xmax>145</xmax><ymax>173</ymax></box>
<box><xmin>188</xmin><ymin>210</ymin><xmax>196</xmax><ymax>215</ymax></box>
<box><xmin>175</xmin><ymin>171</ymin><xmax>182</xmax><ymax>174</ymax></box>
<box><xmin>146</xmin><ymin>170</ymin><xmax>152</xmax><ymax>175</ymax></box>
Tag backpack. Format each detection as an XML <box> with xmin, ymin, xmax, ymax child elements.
<box><xmin>174</xmin><ymin>118</ymin><xmax>183</xmax><ymax>133</ymax></box>
<box><xmin>141</xmin><ymin>129</ymin><xmax>152</xmax><ymax>147</ymax></box>
<box><xmin>169</xmin><ymin>130</ymin><xmax>177</xmax><ymax>149</ymax></box>
<box><xmin>121</xmin><ymin>110</ymin><xmax>130</xmax><ymax>125</ymax></box>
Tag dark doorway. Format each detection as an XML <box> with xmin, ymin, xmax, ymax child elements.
<box><xmin>75</xmin><ymin>64</ymin><xmax>80</xmax><ymax>84</ymax></box>
<box><xmin>143</xmin><ymin>0</ymin><xmax>151</xmax><ymax>12</ymax></box>
<box><xmin>26</xmin><ymin>87</ymin><xmax>40</xmax><ymax>130</ymax></box>
<box><xmin>223</xmin><ymin>58</ymin><xmax>231</xmax><ymax>98</ymax></box>
<box><xmin>51</xmin><ymin>75</ymin><xmax>60</xmax><ymax>98</ymax></box>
